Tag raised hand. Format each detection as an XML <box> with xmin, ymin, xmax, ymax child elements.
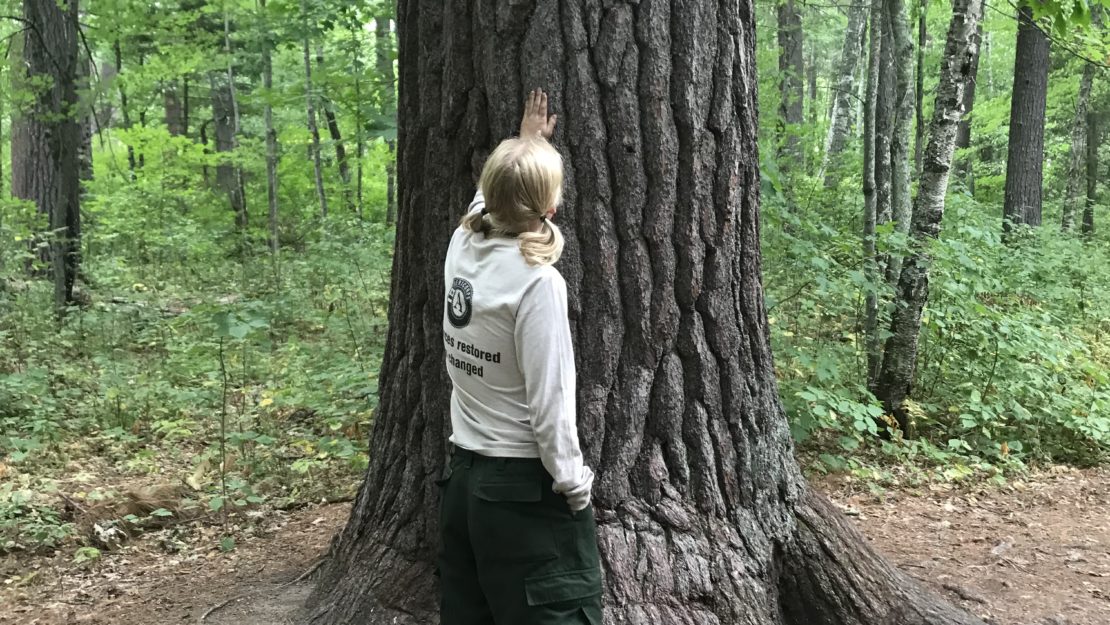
<box><xmin>519</xmin><ymin>88</ymin><xmax>557</xmax><ymax>140</ymax></box>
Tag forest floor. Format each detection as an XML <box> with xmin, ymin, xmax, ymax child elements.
<box><xmin>1</xmin><ymin>466</ymin><xmax>1107</xmax><ymax>625</ymax></box>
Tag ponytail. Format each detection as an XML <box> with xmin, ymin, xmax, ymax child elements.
<box><xmin>518</xmin><ymin>219</ymin><xmax>564</xmax><ymax>266</ymax></box>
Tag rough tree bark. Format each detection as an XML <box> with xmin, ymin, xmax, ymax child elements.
<box><xmin>873</xmin><ymin>0</ymin><xmax>985</xmax><ymax>436</ymax></box>
<box><xmin>315</xmin><ymin>45</ymin><xmax>352</xmax><ymax>211</ymax></box>
<box><xmin>876</xmin><ymin>7</ymin><xmax>895</xmax><ymax>227</ymax></box>
<box><xmin>1002</xmin><ymin>4</ymin><xmax>1049</xmax><ymax>233</ymax></box>
<box><xmin>301</xmin><ymin>0</ymin><xmax>328</xmax><ymax>219</ymax></box>
<box><xmin>261</xmin><ymin>0</ymin><xmax>279</xmax><ymax>253</ymax></box>
<box><xmin>885</xmin><ymin>0</ymin><xmax>915</xmax><ymax>285</ymax></box>
<box><xmin>954</xmin><ymin>24</ymin><xmax>982</xmax><ymax>193</ymax></box>
<box><xmin>12</xmin><ymin>0</ymin><xmax>82</xmax><ymax>312</ymax></box>
<box><xmin>302</xmin><ymin>2</ymin><xmax>987</xmax><ymax>625</ymax></box>
<box><xmin>863</xmin><ymin>0</ymin><xmax>884</xmax><ymax>384</ymax></box>
<box><xmin>778</xmin><ymin>0</ymin><xmax>805</xmax><ymax>162</ymax></box>
<box><xmin>823</xmin><ymin>3</ymin><xmax>867</xmax><ymax>187</ymax></box>
<box><xmin>376</xmin><ymin>15</ymin><xmax>396</xmax><ymax>225</ymax></box>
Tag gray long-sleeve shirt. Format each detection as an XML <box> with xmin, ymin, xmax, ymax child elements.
<box><xmin>442</xmin><ymin>192</ymin><xmax>594</xmax><ymax>511</ymax></box>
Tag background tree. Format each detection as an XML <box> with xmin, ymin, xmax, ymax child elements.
<box><xmin>11</xmin><ymin>0</ymin><xmax>83</xmax><ymax>312</ymax></box>
<box><xmin>779</xmin><ymin>0</ymin><xmax>805</xmax><ymax>163</ymax></box>
<box><xmin>303</xmin><ymin>1</ymin><xmax>991</xmax><ymax>623</ymax></box>
<box><xmin>823</xmin><ymin>3</ymin><xmax>867</xmax><ymax>187</ymax></box>
<box><xmin>1002</xmin><ymin>4</ymin><xmax>1050</xmax><ymax>232</ymax></box>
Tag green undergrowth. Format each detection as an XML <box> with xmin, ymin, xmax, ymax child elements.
<box><xmin>764</xmin><ymin>172</ymin><xmax>1110</xmax><ymax>483</ymax></box>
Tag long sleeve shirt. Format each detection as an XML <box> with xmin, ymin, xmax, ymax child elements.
<box><xmin>442</xmin><ymin>191</ymin><xmax>594</xmax><ymax>510</ymax></box>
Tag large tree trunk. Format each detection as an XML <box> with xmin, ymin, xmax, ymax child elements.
<box><xmin>376</xmin><ymin>15</ymin><xmax>397</xmax><ymax>225</ymax></box>
<box><xmin>261</xmin><ymin>0</ymin><xmax>280</xmax><ymax>254</ymax></box>
<box><xmin>885</xmin><ymin>0</ymin><xmax>915</xmax><ymax>286</ymax></box>
<box><xmin>873</xmin><ymin>0</ymin><xmax>985</xmax><ymax>435</ymax></box>
<box><xmin>315</xmin><ymin>46</ymin><xmax>352</xmax><ymax>211</ymax></box>
<box><xmin>823</xmin><ymin>3</ymin><xmax>867</xmax><ymax>187</ymax></box>
<box><xmin>778</xmin><ymin>0</ymin><xmax>805</xmax><ymax>162</ymax></box>
<box><xmin>1002</xmin><ymin>5</ymin><xmax>1049</xmax><ymax>233</ymax></box>
<box><xmin>12</xmin><ymin>0</ymin><xmax>82</xmax><ymax>312</ymax></box>
<box><xmin>303</xmin><ymin>2</ymin><xmax>986</xmax><ymax>625</ymax></box>
<box><xmin>863</xmin><ymin>0</ymin><xmax>884</xmax><ymax>384</ymax></box>
<box><xmin>954</xmin><ymin>24</ymin><xmax>982</xmax><ymax>193</ymax></box>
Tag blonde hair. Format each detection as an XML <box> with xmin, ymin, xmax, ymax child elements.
<box><xmin>462</xmin><ymin>138</ymin><xmax>565</xmax><ymax>266</ymax></box>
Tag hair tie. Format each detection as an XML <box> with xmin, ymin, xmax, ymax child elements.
<box><xmin>540</xmin><ymin>215</ymin><xmax>547</xmax><ymax>223</ymax></box>
<box><xmin>481</xmin><ymin>207</ymin><xmax>488</xmax><ymax>216</ymax></box>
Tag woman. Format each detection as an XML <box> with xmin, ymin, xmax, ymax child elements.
<box><xmin>438</xmin><ymin>89</ymin><xmax>602</xmax><ymax>625</ymax></box>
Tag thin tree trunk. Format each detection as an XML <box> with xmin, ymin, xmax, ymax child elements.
<box><xmin>315</xmin><ymin>45</ymin><xmax>352</xmax><ymax>211</ymax></box>
<box><xmin>261</xmin><ymin>0</ymin><xmax>280</xmax><ymax>253</ymax></box>
<box><xmin>876</xmin><ymin>9</ymin><xmax>894</xmax><ymax>229</ymax></box>
<box><xmin>954</xmin><ymin>24</ymin><xmax>982</xmax><ymax>193</ymax></box>
<box><xmin>913</xmin><ymin>1</ymin><xmax>926</xmax><ymax>178</ymax></box>
<box><xmin>302</xmin><ymin>0</ymin><xmax>328</xmax><ymax>219</ymax></box>
<box><xmin>209</xmin><ymin>73</ymin><xmax>247</xmax><ymax>227</ymax></box>
<box><xmin>1062</xmin><ymin>63</ymin><xmax>1094</xmax><ymax>231</ymax></box>
<box><xmin>376</xmin><ymin>15</ymin><xmax>396</xmax><ymax>225</ymax></box>
<box><xmin>823</xmin><ymin>3</ymin><xmax>867</xmax><ymax>187</ymax></box>
<box><xmin>13</xmin><ymin>0</ymin><xmax>82</xmax><ymax>312</ymax></box>
<box><xmin>1002</xmin><ymin>5</ymin><xmax>1049</xmax><ymax>233</ymax></box>
<box><xmin>113</xmin><ymin>39</ymin><xmax>136</xmax><ymax>174</ymax></box>
<box><xmin>863</xmin><ymin>0</ymin><xmax>884</xmax><ymax>384</ymax></box>
<box><xmin>303</xmin><ymin>2</ymin><xmax>988</xmax><ymax>625</ymax></box>
<box><xmin>873</xmin><ymin>0</ymin><xmax>985</xmax><ymax>435</ymax></box>
<box><xmin>164</xmin><ymin>79</ymin><xmax>186</xmax><ymax>136</ymax></box>
<box><xmin>807</xmin><ymin>49</ymin><xmax>818</xmax><ymax>171</ymax></box>
<box><xmin>183</xmin><ymin>75</ymin><xmax>190</xmax><ymax>137</ymax></box>
<box><xmin>1082</xmin><ymin>111</ymin><xmax>1097</xmax><ymax>237</ymax></box>
<box><xmin>778</xmin><ymin>0</ymin><xmax>805</xmax><ymax>163</ymax></box>
<box><xmin>885</xmin><ymin>0</ymin><xmax>915</xmax><ymax>286</ymax></box>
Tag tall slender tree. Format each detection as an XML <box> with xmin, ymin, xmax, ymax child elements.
<box><xmin>874</xmin><ymin>0</ymin><xmax>986</xmax><ymax>435</ymax></box>
<box><xmin>304</xmin><ymin>1</ymin><xmax>989</xmax><ymax>624</ymax></box>
<box><xmin>1002</xmin><ymin>4</ymin><xmax>1050</xmax><ymax>232</ymax></box>
<box><xmin>1083</xmin><ymin>109</ymin><xmax>1099</xmax><ymax>237</ymax></box>
<box><xmin>315</xmin><ymin>45</ymin><xmax>352</xmax><ymax>211</ymax></box>
<box><xmin>1063</xmin><ymin>60</ymin><xmax>1095</xmax><ymax>232</ymax></box>
<box><xmin>260</xmin><ymin>0</ymin><xmax>280</xmax><ymax>254</ymax></box>
<box><xmin>954</xmin><ymin>23</ymin><xmax>983</xmax><ymax>193</ymax></box>
<box><xmin>913</xmin><ymin>0</ymin><xmax>926</xmax><ymax>177</ymax></box>
<box><xmin>778</xmin><ymin>0</ymin><xmax>805</xmax><ymax>162</ymax></box>
<box><xmin>863</xmin><ymin>0</ymin><xmax>885</xmax><ymax>383</ymax></box>
<box><xmin>375</xmin><ymin>14</ymin><xmax>396</xmax><ymax>225</ymax></box>
<box><xmin>302</xmin><ymin>0</ymin><xmax>328</xmax><ymax>218</ymax></box>
<box><xmin>823</xmin><ymin>3</ymin><xmax>867</xmax><ymax>187</ymax></box>
<box><xmin>886</xmin><ymin>0</ymin><xmax>916</xmax><ymax>284</ymax></box>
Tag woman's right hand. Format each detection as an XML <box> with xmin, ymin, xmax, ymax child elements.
<box><xmin>520</xmin><ymin>88</ymin><xmax>557</xmax><ymax>140</ymax></box>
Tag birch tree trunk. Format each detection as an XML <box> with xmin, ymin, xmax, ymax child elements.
<box><xmin>863</xmin><ymin>0</ymin><xmax>884</xmax><ymax>383</ymax></box>
<box><xmin>885</xmin><ymin>0</ymin><xmax>916</xmax><ymax>286</ymax></box>
<box><xmin>376</xmin><ymin>15</ymin><xmax>397</xmax><ymax>225</ymax></box>
<box><xmin>954</xmin><ymin>24</ymin><xmax>982</xmax><ymax>193</ymax></box>
<box><xmin>873</xmin><ymin>0</ymin><xmax>985</xmax><ymax>435</ymax></box>
<box><xmin>303</xmin><ymin>2</ymin><xmax>988</xmax><ymax>624</ymax></box>
<box><xmin>823</xmin><ymin>3</ymin><xmax>867</xmax><ymax>187</ymax></box>
<box><xmin>261</xmin><ymin>0</ymin><xmax>280</xmax><ymax>254</ymax></box>
<box><xmin>876</xmin><ymin>9</ymin><xmax>895</xmax><ymax>228</ymax></box>
<box><xmin>1002</xmin><ymin>5</ymin><xmax>1049</xmax><ymax>233</ymax></box>
<box><xmin>913</xmin><ymin>2</ymin><xmax>926</xmax><ymax>178</ymax></box>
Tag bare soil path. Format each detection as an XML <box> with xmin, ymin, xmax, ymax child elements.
<box><xmin>2</xmin><ymin>467</ymin><xmax>1107</xmax><ymax>625</ymax></box>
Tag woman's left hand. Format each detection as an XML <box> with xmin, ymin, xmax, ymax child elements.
<box><xmin>520</xmin><ymin>88</ymin><xmax>557</xmax><ymax>140</ymax></box>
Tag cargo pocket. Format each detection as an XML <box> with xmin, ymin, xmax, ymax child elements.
<box><xmin>472</xmin><ymin>477</ymin><xmax>558</xmax><ymax>563</ymax></box>
<box><xmin>524</xmin><ymin>567</ymin><xmax>602</xmax><ymax>607</ymax></box>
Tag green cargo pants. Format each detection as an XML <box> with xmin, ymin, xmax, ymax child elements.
<box><xmin>437</xmin><ymin>446</ymin><xmax>603</xmax><ymax>625</ymax></box>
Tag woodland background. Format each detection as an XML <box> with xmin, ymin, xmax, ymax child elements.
<box><xmin>0</xmin><ymin>0</ymin><xmax>1107</xmax><ymax>608</ymax></box>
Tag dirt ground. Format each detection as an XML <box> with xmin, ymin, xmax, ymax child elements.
<box><xmin>2</xmin><ymin>467</ymin><xmax>1107</xmax><ymax>625</ymax></box>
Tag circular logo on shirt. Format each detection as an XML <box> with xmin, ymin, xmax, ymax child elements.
<box><xmin>447</xmin><ymin>277</ymin><xmax>474</xmax><ymax>328</ymax></box>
